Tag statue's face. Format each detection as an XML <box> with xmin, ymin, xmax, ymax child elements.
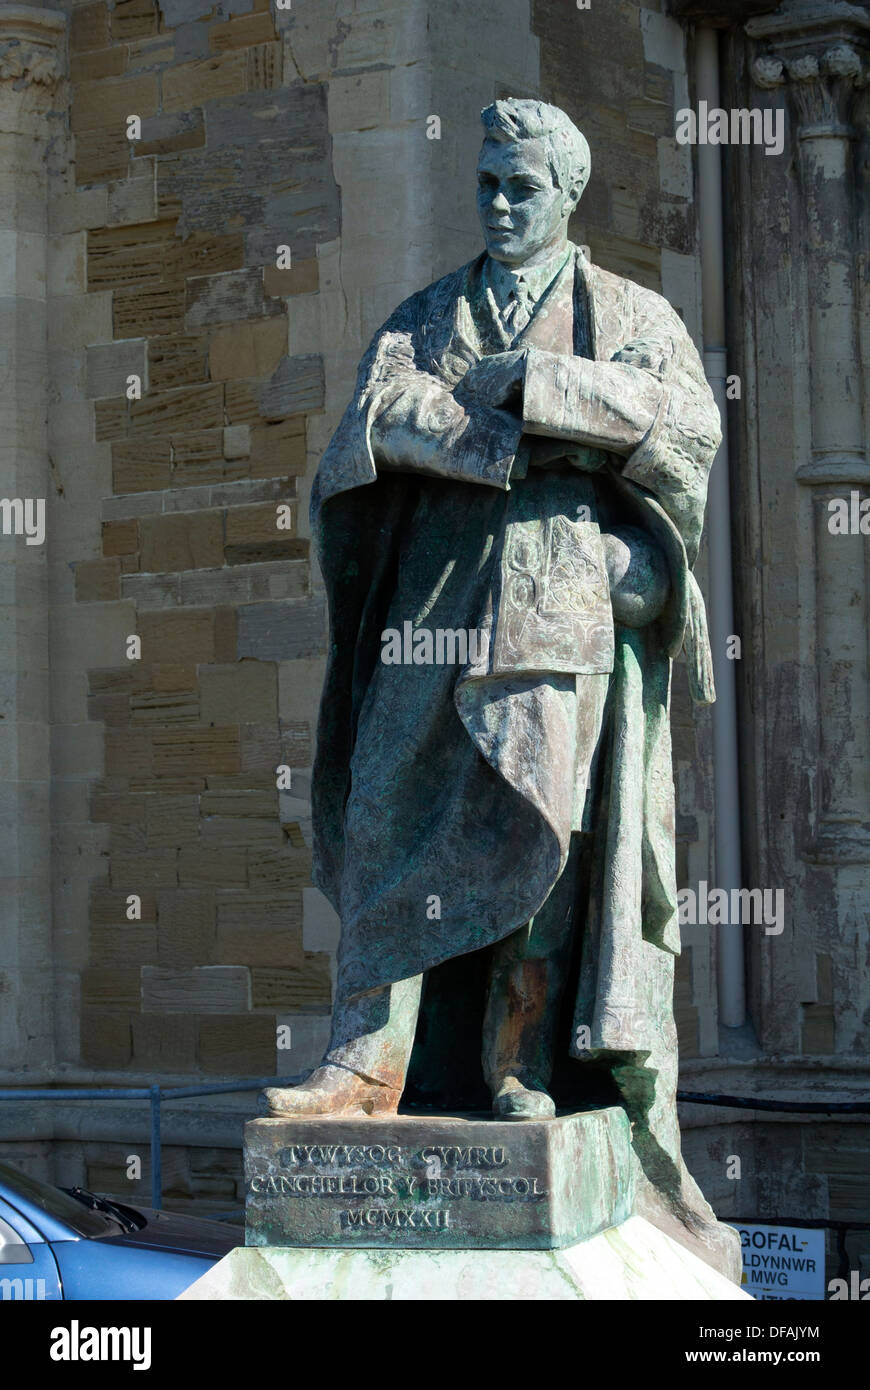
<box><xmin>477</xmin><ymin>136</ymin><xmax>571</xmax><ymax>266</ymax></box>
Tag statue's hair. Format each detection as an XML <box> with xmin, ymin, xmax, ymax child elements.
<box><xmin>480</xmin><ymin>98</ymin><xmax>591</xmax><ymax>199</ymax></box>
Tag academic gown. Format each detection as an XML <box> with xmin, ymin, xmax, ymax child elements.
<box><xmin>309</xmin><ymin>243</ymin><xmax>720</xmax><ymax>1187</ymax></box>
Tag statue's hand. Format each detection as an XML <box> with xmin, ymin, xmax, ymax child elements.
<box><xmin>456</xmin><ymin>351</ymin><xmax>526</xmax><ymax>411</ymax></box>
<box><xmin>525</xmin><ymin>442</ymin><xmax>609</xmax><ymax>473</ymax></box>
<box><xmin>565</xmin><ymin>445</ymin><xmax>609</xmax><ymax>473</ymax></box>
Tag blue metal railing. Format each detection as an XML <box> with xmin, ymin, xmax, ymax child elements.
<box><xmin>0</xmin><ymin>1077</ymin><xmax>297</xmax><ymax>1211</ymax></box>
<box><xmin>6</xmin><ymin>1082</ymin><xmax>868</xmax><ymax>1224</ymax></box>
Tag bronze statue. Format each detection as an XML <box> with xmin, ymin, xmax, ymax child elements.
<box><xmin>263</xmin><ymin>98</ymin><xmax>736</xmax><ymax>1273</ymax></box>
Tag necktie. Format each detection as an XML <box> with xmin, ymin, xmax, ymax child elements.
<box><xmin>503</xmin><ymin>280</ymin><xmax>534</xmax><ymax>337</ymax></box>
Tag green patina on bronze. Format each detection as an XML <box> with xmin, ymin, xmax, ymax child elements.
<box><xmin>260</xmin><ymin>98</ymin><xmax>740</xmax><ymax>1282</ymax></box>
<box><xmin>245</xmin><ymin>1111</ymin><xmax>634</xmax><ymax>1251</ymax></box>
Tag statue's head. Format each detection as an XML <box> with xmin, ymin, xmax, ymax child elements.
<box><xmin>477</xmin><ymin>99</ymin><xmax>590</xmax><ymax>268</ymax></box>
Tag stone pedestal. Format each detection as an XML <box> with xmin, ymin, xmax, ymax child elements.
<box><xmin>245</xmin><ymin>1108</ymin><xmax>633</xmax><ymax>1251</ymax></box>
<box><xmin>180</xmin><ymin>1215</ymin><xmax>751</xmax><ymax>1301</ymax></box>
<box><xmin>179</xmin><ymin>1107</ymin><xmax>748</xmax><ymax>1300</ymax></box>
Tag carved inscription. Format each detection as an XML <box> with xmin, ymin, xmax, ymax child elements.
<box><xmin>246</xmin><ymin>1140</ymin><xmax>548</xmax><ymax>1237</ymax></box>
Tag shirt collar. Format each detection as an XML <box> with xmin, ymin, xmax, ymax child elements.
<box><xmin>484</xmin><ymin>245</ymin><xmax>573</xmax><ymax>311</ymax></box>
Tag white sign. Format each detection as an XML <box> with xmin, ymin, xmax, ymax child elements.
<box><xmin>738</xmin><ymin>1224</ymin><xmax>826</xmax><ymax>1300</ymax></box>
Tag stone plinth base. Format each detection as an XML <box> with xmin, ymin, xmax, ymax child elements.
<box><xmin>245</xmin><ymin>1108</ymin><xmax>633</xmax><ymax>1250</ymax></box>
<box><xmin>179</xmin><ymin>1216</ymin><xmax>752</xmax><ymax>1301</ymax></box>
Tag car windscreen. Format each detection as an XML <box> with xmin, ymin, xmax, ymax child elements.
<box><xmin>0</xmin><ymin>1160</ymin><xmax>117</xmax><ymax>1238</ymax></box>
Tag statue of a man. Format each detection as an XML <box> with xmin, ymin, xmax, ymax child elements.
<box><xmin>265</xmin><ymin>99</ymin><xmax>735</xmax><ymax>1272</ymax></box>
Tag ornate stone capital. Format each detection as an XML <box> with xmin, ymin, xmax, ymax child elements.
<box><xmin>748</xmin><ymin>0</ymin><xmax>869</xmax><ymax>133</ymax></box>
<box><xmin>0</xmin><ymin>5</ymin><xmax>65</xmax><ymax>89</ymax></box>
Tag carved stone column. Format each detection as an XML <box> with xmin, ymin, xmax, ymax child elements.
<box><xmin>0</xmin><ymin>5</ymin><xmax>65</xmax><ymax>1073</ymax></box>
<box><xmin>749</xmin><ymin>0</ymin><xmax>870</xmax><ymax>864</ymax></box>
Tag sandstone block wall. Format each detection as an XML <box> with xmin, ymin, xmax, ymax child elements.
<box><xmin>49</xmin><ymin>0</ymin><xmax>343</xmax><ymax>1084</ymax></box>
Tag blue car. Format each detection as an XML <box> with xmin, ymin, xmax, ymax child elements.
<box><xmin>0</xmin><ymin>1159</ymin><xmax>241</xmax><ymax>1300</ymax></box>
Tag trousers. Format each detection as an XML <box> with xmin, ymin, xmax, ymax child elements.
<box><xmin>322</xmin><ymin>827</ymin><xmax>588</xmax><ymax>1093</ymax></box>
<box><xmin>321</xmin><ymin>670</ymin><xmax>609</xmax><ymax>1093</ymax></box>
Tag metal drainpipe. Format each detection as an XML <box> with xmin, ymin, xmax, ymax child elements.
<box><xmin>695</xmin><ymin>26</ymin><xmax>745</xmax><ymax>1029</ymax></box>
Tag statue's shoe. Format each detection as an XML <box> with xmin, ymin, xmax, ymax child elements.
<box><xmin>491</xmin><ymin>1077</ymin><xmax>556</xmax><ymax>1121</ymax></box>
<box><xmin>261</xmin><ymin>1065</ymin><xmax>400</xmax><ymax>1117</ymax></box>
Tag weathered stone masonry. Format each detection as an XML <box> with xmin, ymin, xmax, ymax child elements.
<box><xmin>62</xmin><ymin>0</ymin><xmax>341</xmax><ymax>1084</ymax></box>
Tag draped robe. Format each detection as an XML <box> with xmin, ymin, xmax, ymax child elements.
<box><xmin>309</xmin><ymin>243</ymin><xmax>721</xmax><ymax>1208</ymax></box>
